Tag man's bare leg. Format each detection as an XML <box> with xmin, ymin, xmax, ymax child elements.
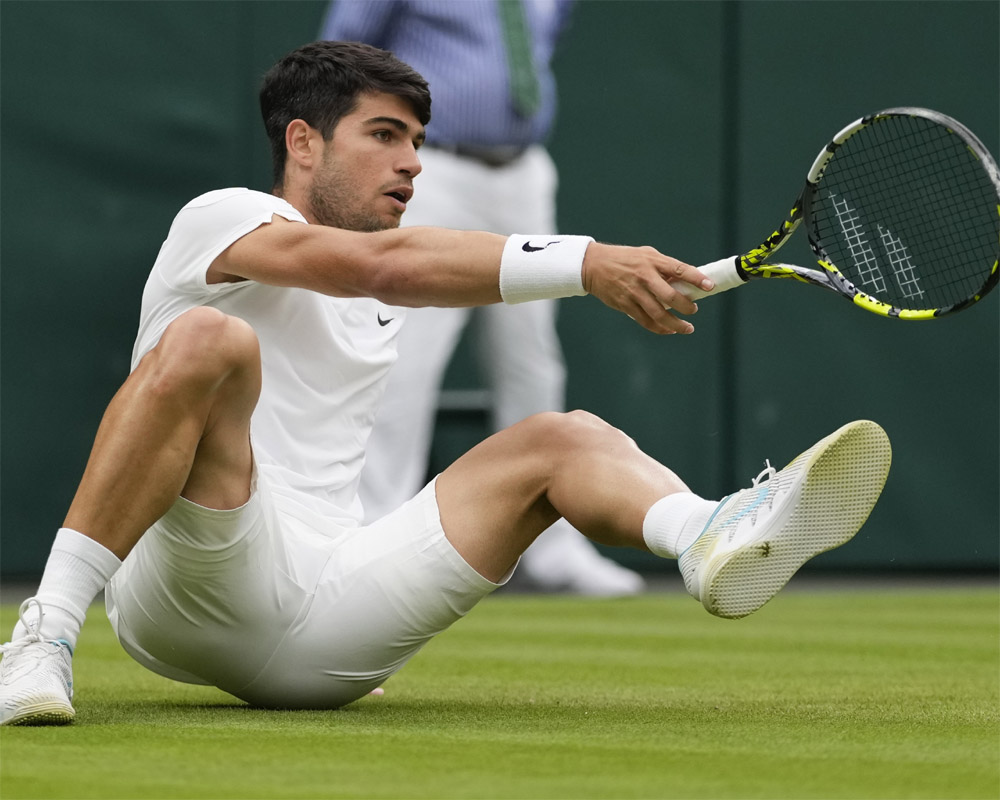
<box><xmin>1</xmin><ymin>307</ymin><xmax>264</xmax><ymax>725</ymax></box>
<box><xmin>64</xmin><ymin>306</ymin><xmax>262</xmax><ymax>559</ymax></box>
<box><xmin>436</xmin><ymin>412</ymin><xmax>891</xmax><ymax>621</ymax></box>
<box><xmin>436</xmin><ymin>410</ymin><xmax>691</xmax><ymax>583</ymax></box>
<box><xmin>9</xmin><ymin>307</ymin><xmax>261</xmax><ymax>643</ymax></box>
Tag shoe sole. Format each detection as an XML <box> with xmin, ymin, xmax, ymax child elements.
<box><xmin>1</xmin><ymin>701</ymin><xmax>75</xmax><ymax>726</ymax></box>
<box><xmin>700</xmin><ymin>420</ymin><xmax>892</xmax><ymax>619</ymax></box>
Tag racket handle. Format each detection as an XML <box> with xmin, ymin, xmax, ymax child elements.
<box><xmin>674</xmin><ymin>256</ymin><xmax>746</xmax><ymax>300</ymax></box>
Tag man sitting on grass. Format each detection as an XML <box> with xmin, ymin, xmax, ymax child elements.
<box><xmin>0</xmin><ymin>41</ymin><xmax>890</xmax><ymax>724</ymax></box>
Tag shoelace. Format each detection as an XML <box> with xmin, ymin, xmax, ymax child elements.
<box><xmin>0</xmin><ymin>598</ymin><xmax>46</xmax><ymax>658</ymax></box>
<box><xmin>744</xmin><ymin>460</ymin><xmax>778</xmax><ymax>525</ymax></box>
<box><xmin>752</xmin><ymin>460</ymin><xmax>777</xmax><ymax>488</ymax></box>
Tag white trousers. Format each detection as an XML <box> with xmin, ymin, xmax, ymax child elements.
<box><xmin>360</xmin><ymin>145</ymin><xmax>566</xmax><ymax>520</ymax></box>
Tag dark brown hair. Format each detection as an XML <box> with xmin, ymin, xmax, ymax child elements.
<box><xmin>260</xmin><ymin>41</ymin><xmax>431</xmax><ymax>189</ymax></box>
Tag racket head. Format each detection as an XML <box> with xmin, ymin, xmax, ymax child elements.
<box><xmin>799</xmin><ymin>108</ymin><xmax>1000</xmax><ymax>318</ymax></box>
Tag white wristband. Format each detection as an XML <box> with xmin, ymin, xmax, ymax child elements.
<box><xmin>499</xmin><ymin>234</ymin><xmax>594</xmax><ymax>304</ymax></box>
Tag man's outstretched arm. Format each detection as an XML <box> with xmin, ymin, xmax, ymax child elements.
<box><xmin>209</xmin><ymin>215</ymin><xmax>715</xmax><ymax>335</ymax></box>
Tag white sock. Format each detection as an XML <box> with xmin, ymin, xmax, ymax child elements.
<box><xmin>13</xmin><ymin>528</ymin><xmax>122</xmax><ymax>649</ymax></box>
<box><xmin>642</xmin><ymin>493</ymin><xmax>719</xmax><ymax>559</ymax></box>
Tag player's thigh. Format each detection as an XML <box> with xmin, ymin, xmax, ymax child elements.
<box><xmin>141</xmin><ymin>307</ymin><xmax>260</xmax><ymax>509</ymax></box>
<box><xmin>435</xmin><ymin>412</ymin><xmax>618</xmax><ymax>579</ymax></box>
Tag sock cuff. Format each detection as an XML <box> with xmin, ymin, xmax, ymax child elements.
<box><xmin>642</xmin><ymin>496</ymin><xmax>678</xmax><ymax>559</ymax></box>
<box><xmin>642</xmin><ymin>492</ymin><xmax>716</xmax><ymax>560</ymax></box>
<box><xmin>36</xmin><ymin>529</ymin><xmax>122</xmax><ymax>622</ymax></box>
<box><xmin>20</xmin><ymin>529</ymin><xmax>121</xmax><ymax>648</ymax></box>
<box><xmin>53</xmin><ymin>528</ymin><xmax>122</xmax><ymax>576</ymax></box>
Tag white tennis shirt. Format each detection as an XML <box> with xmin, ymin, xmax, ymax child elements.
<box><xmin>132</xmin><ymin>188</ymin><xmax>404</xmax><ymax>529</ymax></box>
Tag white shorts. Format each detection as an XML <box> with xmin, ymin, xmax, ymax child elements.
<box><xmin>105</xmin><ymin>474</ymin><xmax>506</xmax><ymax>709</ymax></box>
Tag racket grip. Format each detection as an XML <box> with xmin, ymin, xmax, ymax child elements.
<box><xmin>675</xmin><ymin>256</ymin><xmax>746</xmax><ymax>301</ymax></box>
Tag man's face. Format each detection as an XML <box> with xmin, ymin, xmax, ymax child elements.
<box><xmin>308</xmin><ymin>92</ymin><xmax>425</xmax><ymax>231</ymax></box>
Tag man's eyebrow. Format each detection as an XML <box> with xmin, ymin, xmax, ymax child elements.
<box><xmin>364</xmin><ymin>115</ymin><xmax>408</xmax><ymax>130</ymax></box>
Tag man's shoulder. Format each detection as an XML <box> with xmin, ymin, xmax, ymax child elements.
<box><xmin>152</xmin><ymin>189</ymin><xmax>306</xmax><ymax>290</ymax></box>
<box><xmin>181</xmin><ymin>188</ymin><xmax>297</xmax><ymax>215</ymax></box>
<box><xmin>184</xmin><ymin>187</ymin><xmax>254</xmax><ymax>208</ymax></box>
<box><xmin>167</xmin><ymin>189</ymin><xmax>308</xmax><ymax>238</ymax></box>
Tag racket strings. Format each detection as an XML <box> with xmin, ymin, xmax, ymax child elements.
<box><xmin>808</xmin><ymin>114</ymin><xmax>999</xmax><ymax>311</ymax></box>
<box><xmin>830</xmin><ymin>124</ymin><xmax>985</xmax><ymax>295</ymax></box>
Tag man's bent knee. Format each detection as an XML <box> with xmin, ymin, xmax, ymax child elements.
<box><xmin>517</xmin><ymin>410</ymin><xmax>636</xmax><ymax>455</ymax></box>
<box><xmin>160</xmin><ymin>307</ymin><xmax>259</xmax><ymax>365</ymax></box>
<box><xmin>142</xmin><ymin>309</ymin><xmax>260</xmax><ymax>395</ymax></box>
<box><xmin>525</xmin><ymin>409</ymin><xmax>620</xmax><ymax>435</ymax></box>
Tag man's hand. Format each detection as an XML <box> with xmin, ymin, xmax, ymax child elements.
<box><xmin>581</xmin><ymin>243</ymin><xmax>714</xmax><ymax>334</ymax></box>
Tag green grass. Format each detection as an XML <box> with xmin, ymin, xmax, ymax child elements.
<box><xmin>1</xmin><ymin>585</ymin><xmax>997</xmax><ymax>799</ymax></box>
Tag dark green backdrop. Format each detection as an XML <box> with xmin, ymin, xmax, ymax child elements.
<box><xmin>2</xmin><ymin>1</ymin><xmax>997</xmax><ymax>577</ymax></box>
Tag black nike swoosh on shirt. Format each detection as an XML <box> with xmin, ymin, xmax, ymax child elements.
<box><xmin>377</xmin><ymin>314</ymin><xmax>394</xmax><ymax>326</ymax></box>
<box><xmin>521</xmin><ymin>240</ymin><xmax>562</xmax><ymax>252</ymax></box>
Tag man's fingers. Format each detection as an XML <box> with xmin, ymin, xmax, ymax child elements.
<box><xmin>584</xmin><ymin>243</ymin><xmax>707</xmax><ymax>334</ymax></box>
<box><xmin>636</xmin><ymin>258</ymin><xmax>711</xmax><ymax>317</ymax></box>
<box><xmin>652</xmin><ymin>283</ymin><xmax>699</xmax><ymax>316</ymax></box>
<box><xmin>628</xmin><ymin>297</ymin><xmax>695</xmax><ymax>335</ymax></box>
<box><xmin>632</xmin><ymin>276</ymin><xmax>699</xmax><ymax>328</ymax></box>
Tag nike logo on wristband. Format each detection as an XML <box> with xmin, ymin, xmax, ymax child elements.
<box><xmin>521</xmin><ymin>240</ymin><xmax>561</xmax><ymax>253</ymax></box>
<box><xmin>377</xmin><ymin>314</ymin><xmax>394</xmax><ymax>326</ymax></box>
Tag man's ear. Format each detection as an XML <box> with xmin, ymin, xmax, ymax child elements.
<box><xmin>284</xmin><ymin>119</ymin><xmax>322</xmax><ymax>170</ymax></box>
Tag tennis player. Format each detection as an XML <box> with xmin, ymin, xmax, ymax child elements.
<box><xmin>0</xmin><ymin>41</ymin><xmax>891</xmax><ymax>725</ymax></box>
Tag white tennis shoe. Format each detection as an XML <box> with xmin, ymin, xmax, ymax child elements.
<box><xmin>0</xmin><ymin>598</ymin><xmax>75</xmax><ymax>726</ymax></box>
<box><xmin>678</xmin><ymin>420</ymin><xmax>892</xmax><ymax>619</ymax></box>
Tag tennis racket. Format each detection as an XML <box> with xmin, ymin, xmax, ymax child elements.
<box><xmin>681</xmin><ymin>107</ymin><xmax>1000</xmax><ymax>319</ymax></box>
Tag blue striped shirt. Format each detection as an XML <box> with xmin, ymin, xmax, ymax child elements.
<box><xmin>320</xmin><ymin>0</ymin><xmax>574</xmax><ymax>148</ymax></box>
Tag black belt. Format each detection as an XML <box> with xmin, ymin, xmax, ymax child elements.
<box><xmin>427</xmin><ymin>142</ymin><xmax>529</xmax><ymax>168</ymax></box>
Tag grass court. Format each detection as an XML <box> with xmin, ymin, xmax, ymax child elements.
<box><xmin>1</xmin><ymin>582</ymin><xmax>996</xmax><ymax>799</ymax></box>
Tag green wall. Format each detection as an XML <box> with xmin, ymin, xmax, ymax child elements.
<box><xmin>2</xmin><ymin>1</ymin><xmax>997</xmax><ymax>577</ymax></box>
